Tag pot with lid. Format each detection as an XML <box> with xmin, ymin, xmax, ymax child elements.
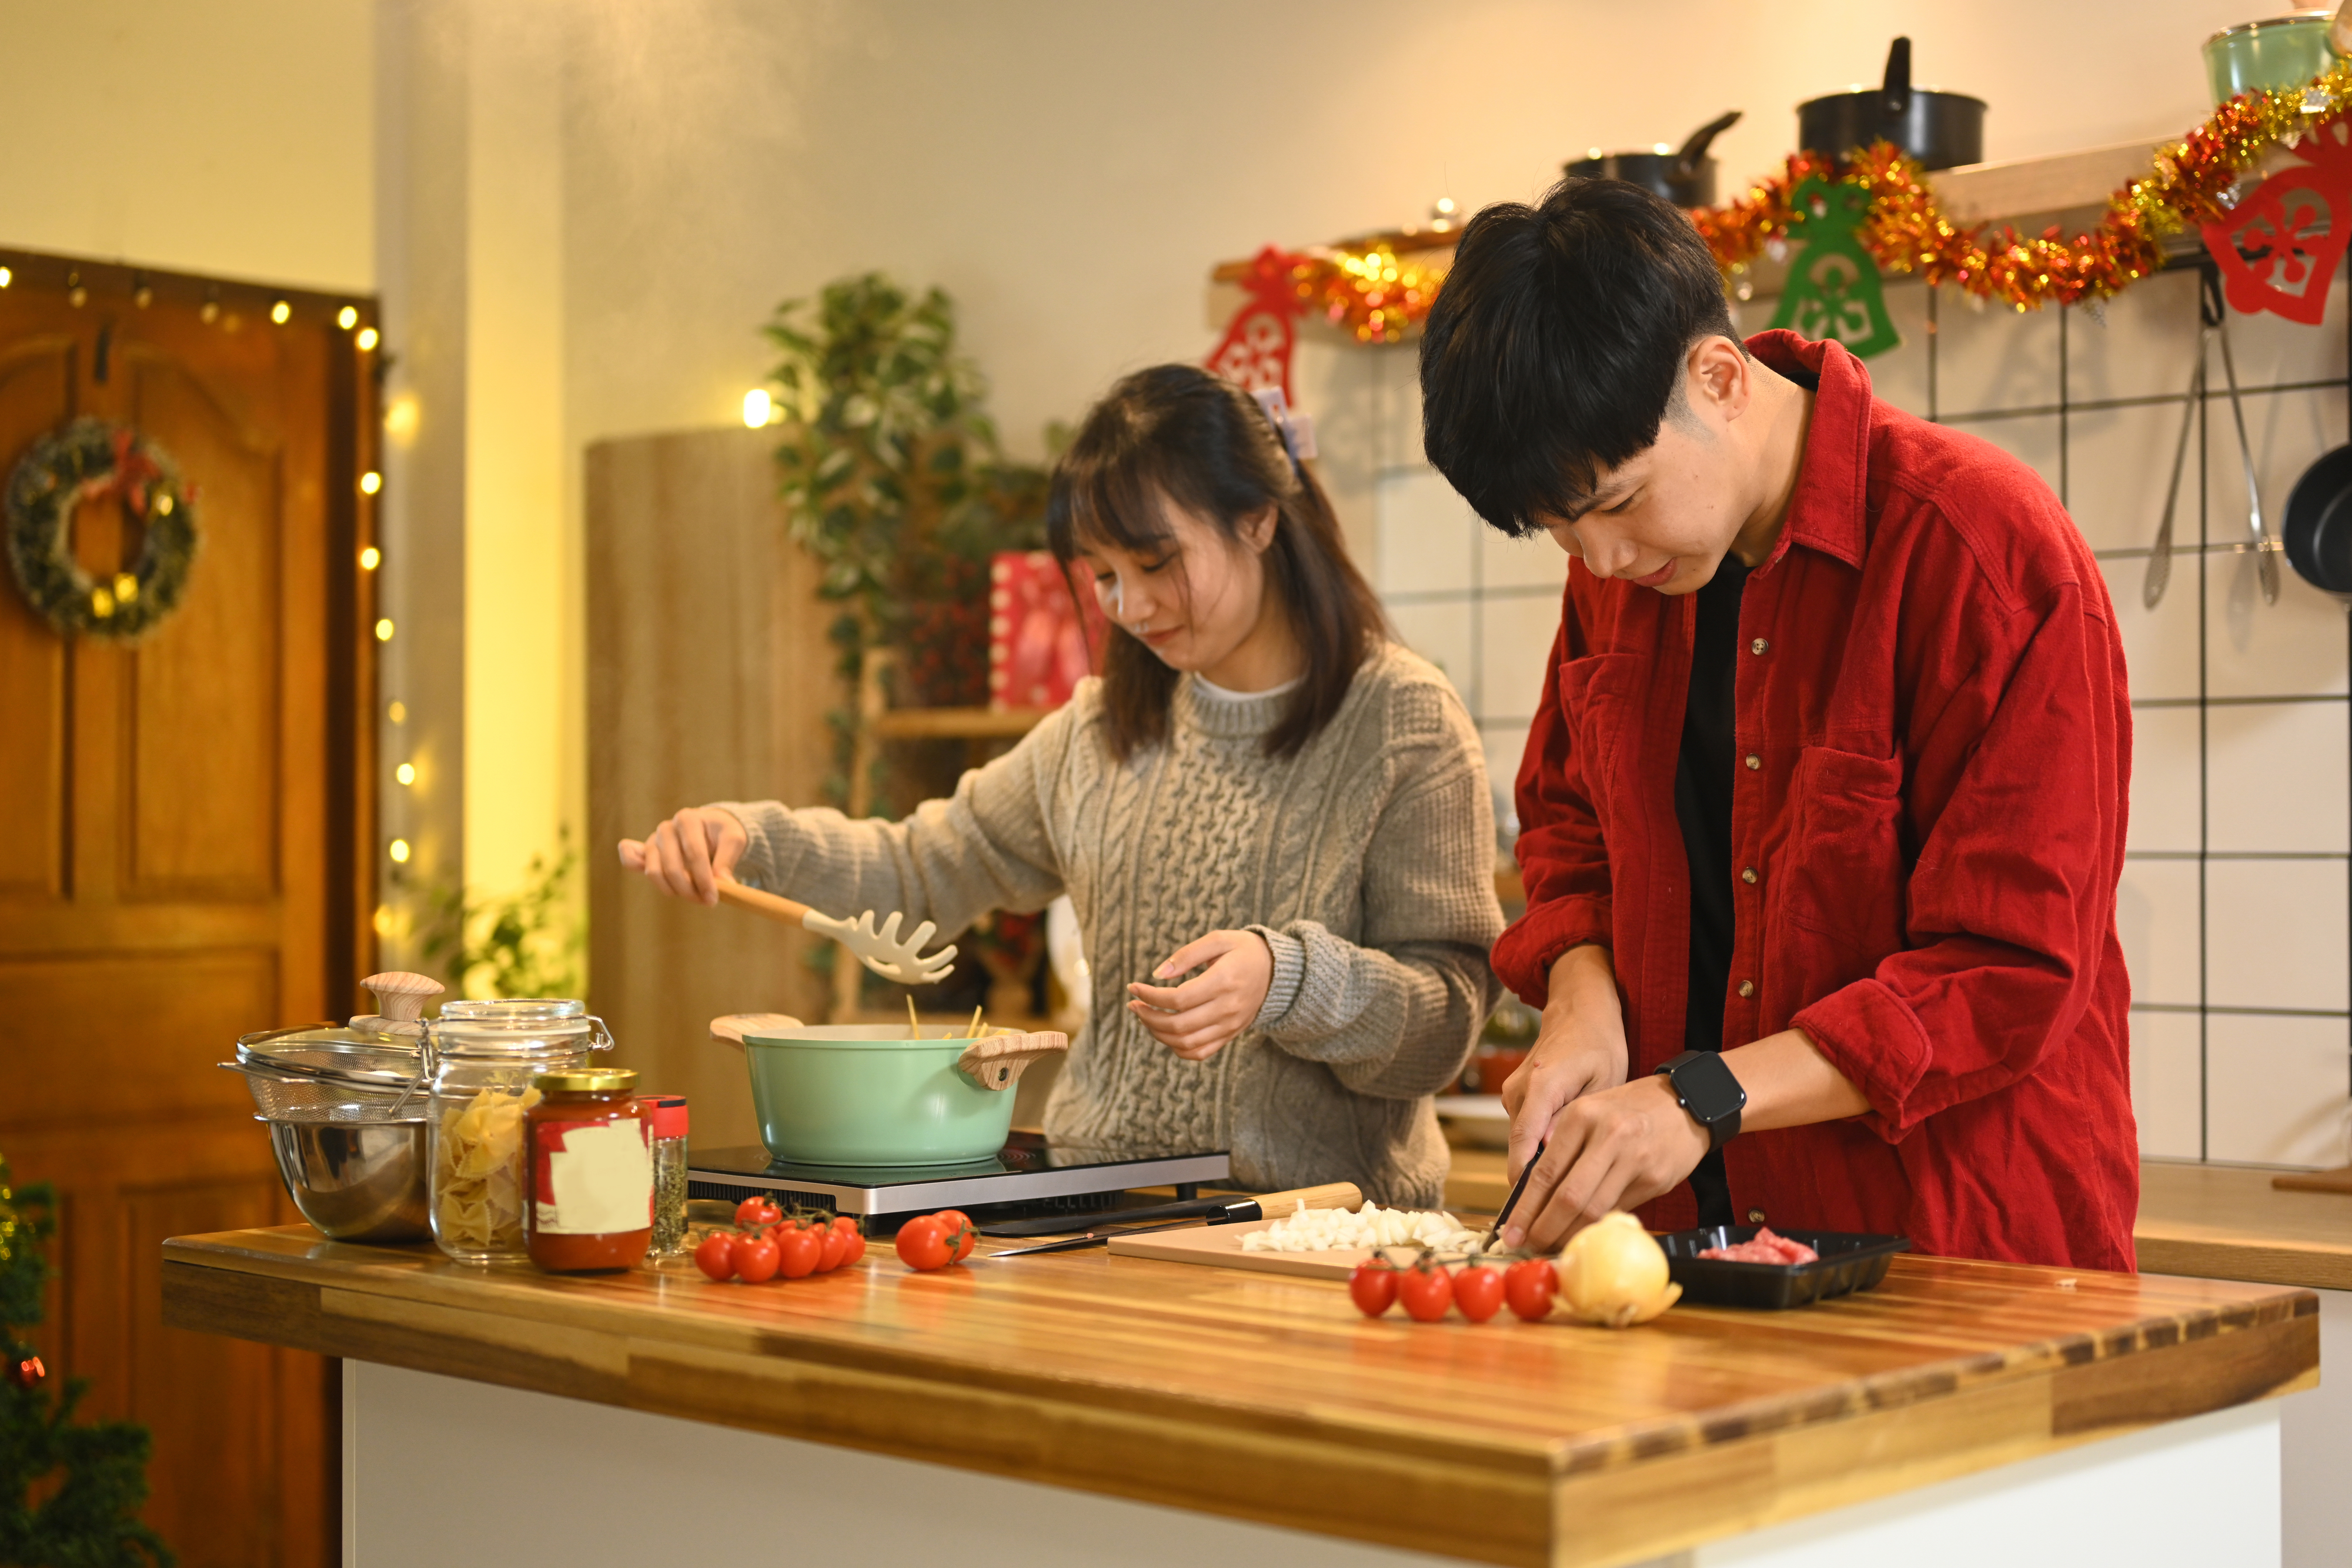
<box><xmin>1799</xmin><ymin>36</ymin><xmax>1985</xmax><ymax>170</ymax></box>
<box><xmin>224</xmin><ymin>971</ymin><xmax>446</xmax><ymax>1243</ymax></box>
<box><xmin>1566</xmin><ymin>111</ymin><xmax>1742</xmax><ymax>206</ymax></box>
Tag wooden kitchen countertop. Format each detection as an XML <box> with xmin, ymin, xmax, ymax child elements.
<box><xmin>165</xmin><ymin>1225</ymin><xmax>2311</xmax><ymax>1568</ymax></box>
<box><xmin>1447</xmin><ymin>1149</ymin><xmax>2352</xmax><ymax>1295</ymax></box>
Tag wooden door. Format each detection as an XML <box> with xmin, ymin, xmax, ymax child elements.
<box><xmin>0</xmin><ymin>251</ymin><xmax>375</xmax><ymax>1568</ymax></box>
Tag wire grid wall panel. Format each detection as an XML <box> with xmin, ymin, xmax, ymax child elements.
<box><xmin>1358</xmin><ymin>266</ymin><xmax>2352</xmax><ymax>1169</ymax></box>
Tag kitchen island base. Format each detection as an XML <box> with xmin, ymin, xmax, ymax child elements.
<box><xmin>346</xmin><ymin>1360</ymin><xmax>2280</xmax><ymax>1568</ymax></box>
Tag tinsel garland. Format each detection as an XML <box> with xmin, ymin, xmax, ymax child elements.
<box><xmin>1271</xmin><ymin>63</ymin><xmax>2352</xmax><ymax>332</ymax></box>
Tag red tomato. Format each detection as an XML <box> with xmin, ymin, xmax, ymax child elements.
<box><xmin>933</xmin><ymin>1209</ymin><xmax>976</xmax><ymax>1262</ymax></box>
<box><xmin>817</xmin><ymin>1225</ymin><xmax>854</xmax><ymax>1272</ymax></box>
<box><xmin>1347</xmin><ymin>1260</ymin><xmax>1398</xmax><ymax>1318</ymax></box>
<box><xmin>831</xmin><ymin>1215</ymin><xmax>861</xmax><ymax>1232</ymax></box>
<box><xmin>838</xmin><ymin>1227</ymin><xmax>868</xmax><ymax>1266</ymax></box>
<box><xmin>1504</xmin><ymin>1258</ymin><xmax>1558</xmax><ymax>1322</ymax></box>
<box><xmin>693</xmin><ymin>1231</ymin><xmax>737</xmax><ymax>1282</ymax></box>
<box><xmin>734</xmin><ymin>1196</ymin><xmax>782</xmax><ymax>1230</ymax></box>
<box><xmin>1452</xmin><ymin>1265</ymin><xmax>1505</xmax><ymax>1323</ymax></box>
<box><xmin>1398</xmin><ymin>1262</ymin><xmax>1454</xmax><ymax>1323</ymax></box>
<box><xmin>894</xmin><ymin>1215</ymin><xmax>955</xmax><ymax>1272</ymax></box>
<box><xmin>734</xmin><ymin>1232</ymin><xmax>781</xmax><ymax>1283</ymax></box>
<box><xmin>777</xmin><ymin>1225</ymin><xmax>824</xmax><ymax>1278</ymax></box>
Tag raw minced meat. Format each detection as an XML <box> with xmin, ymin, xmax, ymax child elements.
<box><xmin>1696</xmin><ymin>1226</ymin><xmax>1819</xmax><ymax>1265</ymax></box>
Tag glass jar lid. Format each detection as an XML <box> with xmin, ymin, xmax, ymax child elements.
<box><xmin>427</xmin><ymin>998</ymin><xmax>612</xmax><ymax>1059</ymax></box>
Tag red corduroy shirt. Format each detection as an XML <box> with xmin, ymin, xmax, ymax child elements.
<box><xmin>1493</xmin><ymin>332</ymin><xmax>2137</xmax><ymax>1271</ymax></box>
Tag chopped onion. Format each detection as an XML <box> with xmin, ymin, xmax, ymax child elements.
<box><xmin>1240</xmin><ymin>1201</ymin><xmax>1481</xmax><ymax>1254</ymax></box>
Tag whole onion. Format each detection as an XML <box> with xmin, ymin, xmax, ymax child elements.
<box><xmin>1556</xmin><ymin>1212</ymin><xmax>1679</xmax><ymax>1328</ymax></box>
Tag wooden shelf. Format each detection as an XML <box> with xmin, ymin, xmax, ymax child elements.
<box><xmin>867</xmin><ymin>706</ymin><xmax>1049</xmax><ymax>741</ymax></box>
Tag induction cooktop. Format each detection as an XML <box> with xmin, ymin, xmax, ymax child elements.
<box><xmin>686</xmin><ymin>1131</ymin><xmax>1231</xmax><ymax>1218</ymax></box>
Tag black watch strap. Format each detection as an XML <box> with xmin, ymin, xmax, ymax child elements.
<box><xmin>1656</xmin><ymin>1049</ymin><xmax>1747</xmax><ymax>1150</ymax></box>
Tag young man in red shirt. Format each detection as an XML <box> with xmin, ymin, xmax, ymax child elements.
<box><xmin>1419</xmin><ymin>178</ymin><xmax>2135</xmax><ymax>1269</ymax></box>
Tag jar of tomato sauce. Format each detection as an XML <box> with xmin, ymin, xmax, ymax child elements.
<box><xmin>525</xmin><ymin>1068</ymin><xmax>652</xmax><ymax>1272</ymax></box>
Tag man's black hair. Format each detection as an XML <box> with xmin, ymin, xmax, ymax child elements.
<box><xmin>1419</xmin><ymin>176</ymin><xmax>1742</xmax><ymax>539</ymax></box>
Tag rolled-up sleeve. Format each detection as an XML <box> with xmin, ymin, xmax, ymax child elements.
<box><xmin>1491</xmin><ymin>608</ymin><xmax>1615</xmax><ymax>1007</ymax></box>
<box><xmin>1793</xmin><ymin>582</ymin><xmax>2129</xmax><ymax>1139</ymax></box>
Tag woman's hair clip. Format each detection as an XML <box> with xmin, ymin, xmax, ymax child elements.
<box><xmin>1250</xmin><ymin>387</ymin><xmax>1318</xmax><ymax>466</ymax></box>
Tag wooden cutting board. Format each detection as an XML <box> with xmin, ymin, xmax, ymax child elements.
<box><xmin>1105</xmin><ymin>1222</ymin><xmax>1372</xmax><ymax>1279</ymax></box>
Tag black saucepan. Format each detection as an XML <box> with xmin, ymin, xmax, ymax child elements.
<box><xmin>1565</xmin><ymin>110</ymin><xmax>1742</xmax><ymax>207</ymax></box>
<box><xmin>1798</xmin><ymin>36</ymin><xmax>1985</xmax><ymax>169</ymax></box>
<box><xmin>2284</xmin><ymin>443</ymin><xmax>2352</xmax><ymax>599</ymax></box>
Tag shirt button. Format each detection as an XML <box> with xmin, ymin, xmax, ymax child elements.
<box><xmin>1741</xmin><ymin>867</ymin><xmax>1758</xmax><ymax>884</ymax></box>
<box><xmin>1747</xmin><ymin>1209</ymin><xmax>1767</xmax><ymax>1225</ymax></box>
<box><xmin>1750</xmin><ymin>637</ymin><xmax>1769</xmax><ymax>655</ymax></box>
<box><xmin>1744</xmin><ymin>754</ymin><xmax>1761</xmax><ymax>770</ymax></box>
<box><xmin>1738</xmin><ymin>979</ymin><xmax>1755</xmax><ymax>998</ymax></box>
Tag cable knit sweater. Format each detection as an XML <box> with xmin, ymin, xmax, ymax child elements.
<box><xmin>716</xmin><ymin>643</ymin><xmax>1504</xmax><ymax>1206</ymax></box>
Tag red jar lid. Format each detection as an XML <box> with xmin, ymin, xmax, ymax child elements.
<box><xmin>640</xmin><ymin>1094</ymin><xmax>689</xmax><ymax>1139</ymax></box>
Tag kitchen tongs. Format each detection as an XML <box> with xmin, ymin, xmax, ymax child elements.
<box><xmin>2146</xmin><ymin>269</ymin><xmax>2278</xmax><ymax>609</ymax></box>
<box><xmin>985</xmin><ymin>1182</ymin><xmax>1361</xmax><ymax>1257</ymax></box>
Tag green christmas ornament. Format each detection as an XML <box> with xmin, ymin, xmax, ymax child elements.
<box><xmin>1769</xmin><ymin>175</ymin><xmax>1901</xmax><ymax>359</ymax></box>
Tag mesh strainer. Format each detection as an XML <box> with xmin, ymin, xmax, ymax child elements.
<box><xmin>222</xmin><ymin>972</ymin><xmax>440</xmax><ymax>1125</ymax></box>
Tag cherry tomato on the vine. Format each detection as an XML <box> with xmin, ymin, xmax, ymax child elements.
<box><xmin>1398</xmin><ymin>1259</ymin><xmax>1454</xmax><ymax>1323</ymax></box>
<box><xmin>837</xmin><ymin>1224</ymin><xmax>868</xmax><ymax>1266</ymax></box>
<box><xmin>777</xmin><ymin>1225</ymin><xmax>824</xmax><ymax>1278</ymax></box>
<box><xmin>1504</xmin><ymin>1258</ymin><xmax>1558</xmax><ymax>1322</ymax></box>
<box><xmin>693</xmin><ymin>1231</ymin><xmax>737</xmax><ymax>1282</ymax></box>
<box><xmin>817</xmin><ymin>1225</ymin><xmax>855</xmax><ymax>1273</ymax></box>
<box><xmin>933</xmin><ymin>1209</ymin><xmax>977</xmax><ymax>1262</ymax></box>
<box><xmin>1347</xmin><ymin>1260</ymin><xmax>1399</xmax><ymax>1318</ymax></box>
<box><xmin>1452</xmin><ymin>1264</ymin><xmax>1505</xmax><ymax>1323</ymax></box>
<box><xmin>894</xmin><ymin>1215</ymin><xmax>956</xmax><ymax>1272</ymax></box>
<box><xmin>734</xmin><ymin>1196</ymin><xmax>782</xmax><ymax>1230</ymax></box>
<box><xmin>734</xmin><ymin>1232</ymin><xmax>782</xmax><ymax>1283</ymax></box>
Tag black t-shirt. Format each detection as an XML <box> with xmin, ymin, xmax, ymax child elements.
<box><xmin>1673</xmin><ymin>557</ymin><xmax>1748</xmax><ymax>1230</ymax></box>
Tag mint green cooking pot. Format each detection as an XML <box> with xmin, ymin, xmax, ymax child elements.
<box><xmin>2204</xmin><ymin>13</ymin><xmax>2340</xmax><ymax>103</ymax></box>
<box><xmin>741</xmin><ymin>1024</ymin><xmax>1068</xmax><ymax>1167</ymax></box>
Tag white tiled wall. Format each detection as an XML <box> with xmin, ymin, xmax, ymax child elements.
<box><xmin>1362</xmin><ymin>261</ymin><xmax>2352</xmax><ymax>1169</ymax></box>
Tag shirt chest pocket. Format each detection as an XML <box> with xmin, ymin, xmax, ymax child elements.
<box><xmin>1778</xmin><ymin>744</ymin><xmax>1910</xmax><ymax>973</ymax></box>
<box><xmin>1554</xmin><ymin>652</ymin><xmax>1642</xmax><ymax>834</ymax></box>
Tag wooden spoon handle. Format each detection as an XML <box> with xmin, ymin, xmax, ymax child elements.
<box><xmin>715</xmin><ymin>878</ymin><xmax>813</xmax><ymax>926</ymax></box>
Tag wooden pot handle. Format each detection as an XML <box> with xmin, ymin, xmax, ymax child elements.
<box><xmin>709</xmin><ymin>1012</ymin><xmax>806</xmax><ymax>1051</ymax></box>
<box><xmin>956</xmin><ymin>1030</ymin><xmax>1070</xmax><ymax>1091</ymax></box>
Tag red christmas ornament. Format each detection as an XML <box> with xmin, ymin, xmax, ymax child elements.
<box><xmin>9</xmin><ymin>1353</ymin><xmax>45</xmax><ymax>1389</ymax></box>
<box><xmin>1205</xmin><ymin>245</ymin><xmax>1305</xmax><ymax>402</ymax></box>
<box><xmin>2202</xmin><ymin>114</ymin><xmax>2352</xmax><ymax>325</ymax></box>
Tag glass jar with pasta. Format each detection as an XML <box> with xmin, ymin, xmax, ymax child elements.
<box><xmin>423</xmin><ymin>999</ymin><xmax>613</xmax><ymax>1263</ymax></box>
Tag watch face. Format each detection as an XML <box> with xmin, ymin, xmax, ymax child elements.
<box><xmin>1671</xmin><ymin>1051</ymin><xmax>1746</xmax><ymax>1125</ymax></box>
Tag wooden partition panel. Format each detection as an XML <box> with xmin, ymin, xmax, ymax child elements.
<box><xmin>586</xmin><ymin>427</ymin><xmax>833</xmax><ymax>1151</ymax></box>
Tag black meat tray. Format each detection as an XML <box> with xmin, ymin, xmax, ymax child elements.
<box><xmin>1658</xmin><ymin>1226</ymin><xmax>1910</xmax><ymax>1309</ymax></box>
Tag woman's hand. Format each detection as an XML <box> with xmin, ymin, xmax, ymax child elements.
<box><xmin>617</xmin><ymin>806</ymin><xmax>747</xmax><ymax>905</ymax></box>
<box><xmin>1501</xmin><ymin>944</ymin><xmax>1630</xmax><ymax>1185</ymax></box>
<box><xmin>1124</xmin><ymin>930</ymin><xmax>1274</xmax><ymax>1061</ymax></box>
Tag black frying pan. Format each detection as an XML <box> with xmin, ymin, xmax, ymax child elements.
<box><xmin>2284</xmin><ymin>444</ymin><xmax>2352</xmax><ymax>599</ymax></box>
<box><xmin>1566</xmin><ymin>111</ymin><xmax>1742</xmax><ymax>208</ymax></box>
<box><xmin>1799</xmin><ymin>36</ymin><xmax>1985</xmax><ymax>169</ymax></box>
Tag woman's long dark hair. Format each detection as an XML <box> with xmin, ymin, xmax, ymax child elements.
<box><xmin>1045</xmin><ymin>365</ymin><xmax>1385</xmax><ymax>762</ymax></box>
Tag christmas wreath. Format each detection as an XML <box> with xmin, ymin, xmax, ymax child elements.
<box><xmin>5</xmin><ymin>418</ymin><xmax>198</xmax><ymax>638</ymax></box>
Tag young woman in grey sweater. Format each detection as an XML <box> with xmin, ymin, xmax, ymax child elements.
<box><xmin>621</xmin><ymin>365</ymin><xmax>1502</xmax><ymax>1205</ymax></box>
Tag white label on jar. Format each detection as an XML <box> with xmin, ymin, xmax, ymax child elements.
<box><xmin>536</xmin><ymin>1119</ymin><xmax>652</xmax><ymax>1235</ymax></box>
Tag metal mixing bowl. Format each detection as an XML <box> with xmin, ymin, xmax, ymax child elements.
<box><xmin>265</xmin><ymin>1118</ymin><xmax>431</xmax><ymax>1242</ymax></box>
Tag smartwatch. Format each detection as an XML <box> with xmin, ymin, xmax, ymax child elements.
<box><xmin>1656</xmin><ymin>1050</ymin><xmax>1746</xmax><ymax>1150</ymax></box>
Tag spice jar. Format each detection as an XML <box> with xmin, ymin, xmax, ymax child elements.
<box><xmin>639</xmin><ymin>1095</ymin><xmax>690</xmax><ymax>1258</ymax></box>
<box><xmin>525</xmin><ymin>1069</ymin><xmax>652</xmax><ymax>1272</ymax></box>
<box><xmin>423</xmin><ymin>999</ymin><xmax>612</xmax><ymax>1263</ymax></box>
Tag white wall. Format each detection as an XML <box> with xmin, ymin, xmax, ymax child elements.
<box><xmin>0</xmin><ymin>0</ymin><xmax>372</xmax><ymax>290</ymax></box>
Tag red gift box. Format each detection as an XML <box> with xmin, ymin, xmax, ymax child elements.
<box><xmin>988</xmin><ymin>551</ymin><xmax>1107</xmax><ymax>711</ymax></box>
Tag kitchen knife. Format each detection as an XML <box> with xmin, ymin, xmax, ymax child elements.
<box><xmin>1478</xmin><ymin>1139</ymin><xmax>1545</xmax><ymax>1253</ymax></box>
<box><xmin>984</xmin><ymin>1182</ymin><xmax>1360</xmax><ymax>1258</ymax></box>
